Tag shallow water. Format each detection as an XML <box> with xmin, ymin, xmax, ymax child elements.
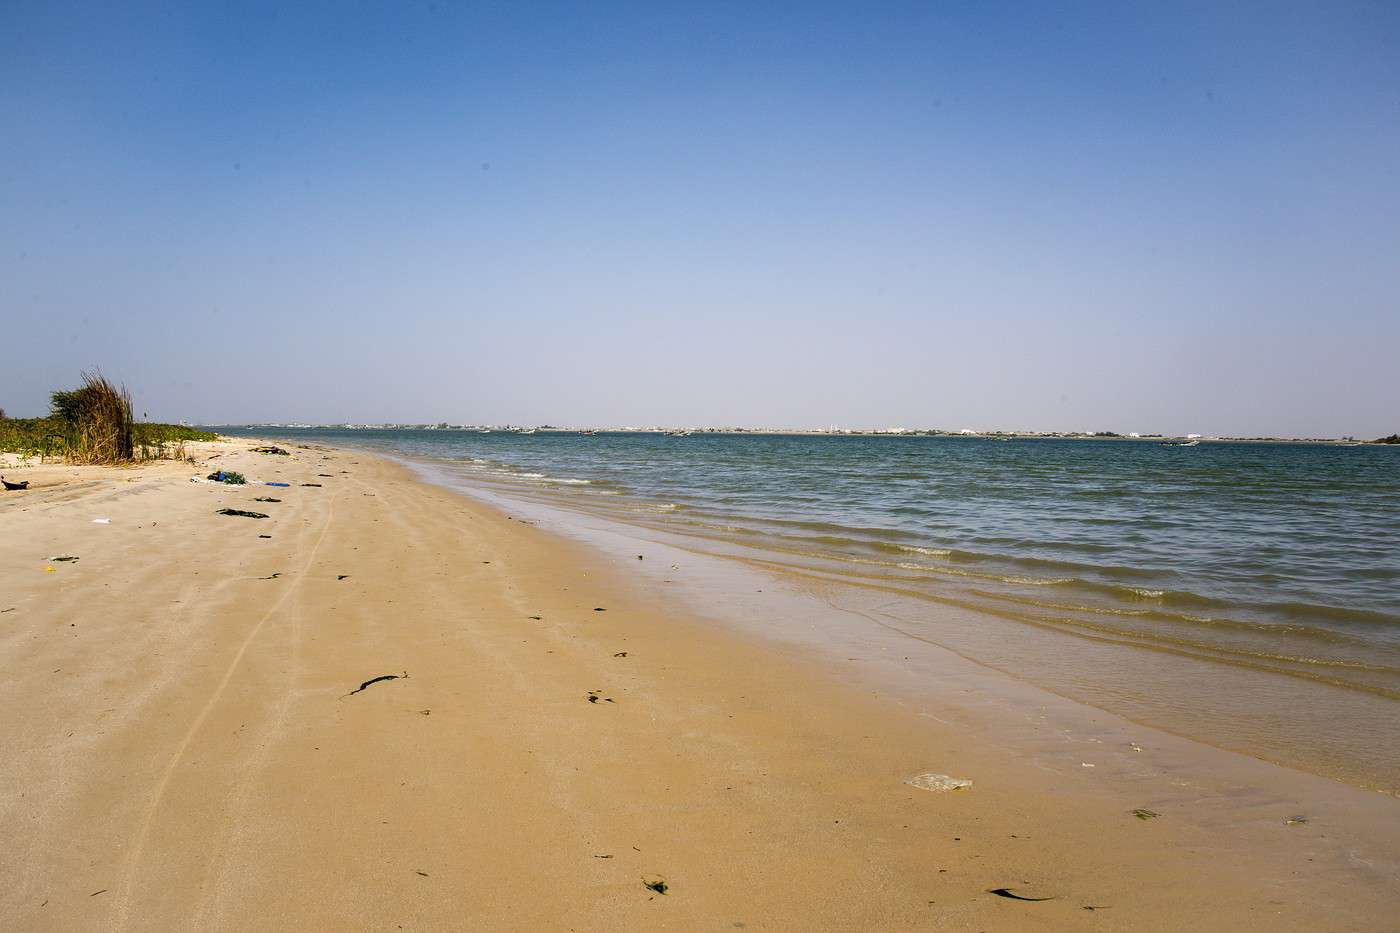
<box><xmin>220</xmin><ymin>428</ymin><xmax>1400</xmax><ymax>790</ymax></box>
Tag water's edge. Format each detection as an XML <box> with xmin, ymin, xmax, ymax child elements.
<box><xmin>221</xmin><ymin>428</ymin><xmax>1400</xmax><ymax>794</ymax></box>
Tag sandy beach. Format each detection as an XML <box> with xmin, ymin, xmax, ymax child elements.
<box><xmin>2</xmin><ymin>439</ymin><xmax>1396</xmax><ymax>932</ymax></box>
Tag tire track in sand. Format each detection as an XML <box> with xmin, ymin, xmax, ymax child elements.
<box><xmin>110</xmin><ymin>491</ymin><xmax>337</xmax><ymax>932</ymax></box>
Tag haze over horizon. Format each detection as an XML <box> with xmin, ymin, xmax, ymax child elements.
<box><xmin>4</xmin><ymin>2</ymin><xmax>1398</xmax><ymax>438</ymax></box>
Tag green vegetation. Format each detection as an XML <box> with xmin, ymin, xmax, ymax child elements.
<box><xmin>0</xmin><ymin>372</ymin><xmax>216</xmax><ymax>463</ymax></box>
<box><xmin>134</xmin><ymin>421</ymin><xmax>218</xmax><ymax>452</ymax></box>
<box><xmin>1374</xmin><ymin>434</ymin><xmax>1400</xmax><ymax>445</ymax></box>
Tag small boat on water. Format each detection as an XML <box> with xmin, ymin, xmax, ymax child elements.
<box><xmin>670</xmin><ymin>430</ymin><xmax>692</xmax><ymax>437</ymax></box>
<box><xmin>1160</xmin><ymin>440</ymin><xmax>1199</xmax><ymax>447</ymax></box>
<box><xmin>581</xmin><ymin>430</ymin><xmax>596</xmax><ymax>436</ymax></box>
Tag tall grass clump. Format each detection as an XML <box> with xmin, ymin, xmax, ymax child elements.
<box><xmin>50</xmin><ymin>371</ymin><xmax>135</xmax><ymax>464</ymax></box>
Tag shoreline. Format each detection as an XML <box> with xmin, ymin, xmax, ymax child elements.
<box><xmin>2</xmin><ymin>439</ymin><xmax>1396</xmax><ymax>930</ymax></box>
<box><xmin>385</xmin><ymin>441</ymin><xmax>1400</xmax><ymax>796</ymax></box>
<box><xmin>411</xmin><ymin>452</ymin><xmax>1400</xmax><ymax>785</ymax></box>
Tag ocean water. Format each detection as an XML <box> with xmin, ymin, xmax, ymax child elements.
<box><xmin>220</xmin><ymin>428</ymin><xmax>1400</xmax><ymax>788</ymax></box>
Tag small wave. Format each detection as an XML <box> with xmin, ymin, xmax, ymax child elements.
<box><xmin>969</xmin><ymin>590</ymin><xmax>1155</xmax><ymax>618</ymax></box>
<box><xmin>968</xmin><ymin>550</ymin><xmax>1163</xmax><ymax>579</ymax></box>
<box><xmin>970</xmin><ymin>589</ymin><xmax>1394</xmax><ymax>649</ymax></box>
<box><xmin>519</xmin><ymin>472</ymin><xmax>546</xmax><ymax>479</ymax></box>
<box><xmin>549</xmin><ymin>477</ymin><xmax>592</xmax><ymax>485</ymax></box>
<box><xmin>1258</xmin><ymin>600</ymin><xmax>1400</xmax><ymax>627</ymax></box>
<box><xmin>899</xmin><ymin>545</ymin><xmax>953</xmax><ymax>557</ymax></box>
<box><xmin>1067</xmin><ymin>579</ymin><xmax>1229</xmax><ymax>610</ymax></box>
<box><xmin>1001</xmin><ymin>575</ymin><xmax>1075</xmax><ymax>586</ymax></box>
<box><xmin>747</xmin><ymin>515</ymin><xmax>913</xmax><ymax>541</ymax></box>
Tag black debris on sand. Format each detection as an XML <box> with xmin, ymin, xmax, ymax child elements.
<box><xmin>342</xmin><ymin>672</ymin><xmax>409</xmax><ymax>698</ymax></box>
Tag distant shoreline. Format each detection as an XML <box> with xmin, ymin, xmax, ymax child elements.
<box><xmin>208</xmin><ymin>425</ymin><xmax>1398</xmax><ymax>446</ymax></box>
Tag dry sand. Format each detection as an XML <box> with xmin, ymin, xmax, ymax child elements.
<box><xmin>1</xmin><ymin>440</ymin><xmax>1395</xmax><ymax>931</ymax></box>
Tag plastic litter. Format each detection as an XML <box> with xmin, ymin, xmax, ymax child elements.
<box><xmin>905</xmin><ymin>773</ymin><xmax>972</xmax><ymax>792</ymax></box>
<box><xmin>2</xmin><ymin>475</ymin><xmax>29</xmax><ymax>491</ymax></box>
<box><xmin>206</xmin><ymin>470</ymin><xmax>246</xmax><ymax>485</ymax></box>
<box><xmin>265</xmin><ymin>482</ymin><xmax>291</xmax><ymax>487</ymax></box>
<box><xmin>216</xmin><ymin>508</ymin><xmax>268</xmax><ymax>519</ymax></box>
<box><xmin>92</xmin><ymin>518</ymin><xmax>111</xmax><ymax>524</ymax></box>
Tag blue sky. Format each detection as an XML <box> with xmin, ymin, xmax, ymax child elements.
<box><xmin>3</xmin><ymin>2</ymin><xmax>1398</xmax><ymax>435</ymax></box>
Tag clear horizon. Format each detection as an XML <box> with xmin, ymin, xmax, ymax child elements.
<box><xmin>4</xmin><ymin>3</ymin><xmax>1398</xmax><ymax>437</ymax></box>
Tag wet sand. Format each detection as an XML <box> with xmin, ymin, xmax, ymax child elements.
<box><xmin>1</xmin><ymin>440</ymin><xmax>1396</xmax><ymax>931</ymax></box>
